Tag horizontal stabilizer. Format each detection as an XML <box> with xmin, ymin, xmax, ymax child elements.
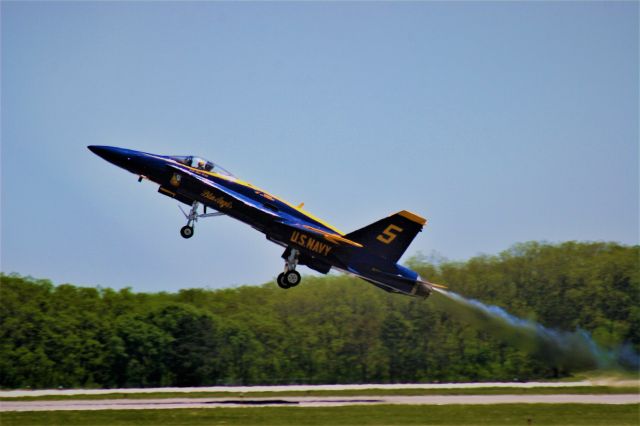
<box><xmin>346</xmin><ymin>265</ymin><xmax>428</xmax><ymax>297</ymax></box>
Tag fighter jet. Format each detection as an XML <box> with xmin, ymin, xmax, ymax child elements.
<box><xmin>88</xmin><ymin>146</ymin><xmax>437</xmax><ymax>298</ymax></box>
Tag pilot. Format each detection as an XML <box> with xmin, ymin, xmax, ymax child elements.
<box><xmin>197</xmin><ymin>161</ymin><xmax>206</xmax><ymax>170</ymax></box>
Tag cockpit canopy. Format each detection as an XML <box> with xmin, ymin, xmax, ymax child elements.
<box><xmin>169</xmin><ymin>155</ymin><xmax>234</xmax><ymax>177</ymax></box>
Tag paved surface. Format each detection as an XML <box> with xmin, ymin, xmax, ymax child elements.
<box><xmin>2</xmin><ymin>380</ymin><xmax>638</xmax><ymax>398</ymax></box>
<box><xmin>1</xmin><ymin>394</ymin><xmax>638</xmax><ymax>411</ymax></box>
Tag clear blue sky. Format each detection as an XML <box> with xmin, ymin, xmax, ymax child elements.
<box><xmin>2</xmin><ymin>1</ymin><xmax>638</xmax><ymax>292</ymax></box>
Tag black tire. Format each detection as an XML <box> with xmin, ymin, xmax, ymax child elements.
<box><xmin>180</xmin><ymin>225</ymin><xmax>194</xmax><ymax>239</ymax></box>
<box><xmin>277</xmin><ymin>273</ymin><xmax>289</xmax><ymax>289</ymax></box>
<box><xmin>284</xmin><ymin>270</ymin><xmax>301</xmax><ymax>287</ymax></box>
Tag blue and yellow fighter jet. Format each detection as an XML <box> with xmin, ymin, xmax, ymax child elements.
<box><xmin>89</xmin><ymin>146</ymin><xmax>437</xmax><ymax>298</ymax></box>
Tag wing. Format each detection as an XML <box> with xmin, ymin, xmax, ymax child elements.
<box><xmin>171</xmin><ymin>164</ymin><xmax>362</xmax><ymax>249</ymax></box>
<box><xmin>168</xmin><ymin>164</ymin><xmax>281</xmax><ymax>218</ymax></box>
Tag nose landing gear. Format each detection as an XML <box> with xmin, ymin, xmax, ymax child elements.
<box><xmin>180</xmin><ymin>225</ymin><xmax>194</xmax><ymax>239</ymax></box>
<box><xmin>178</xmin><ymin>201</ymin><xmax>225</xmax><ymax>239</ymax></box>
<box><xmin>179</xmin><ymin>201</ymin><xmax>200</xmax><ymax>239</ymax></box>
<box><xmin>277</xmin><ymin>249</ymin><xmax>301</xmax><ymax>289</ymax></box>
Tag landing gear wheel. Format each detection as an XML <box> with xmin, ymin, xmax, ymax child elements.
<box><xmin>284</xmin><ymin>270</ymin><xmax>301</xmax><ymax>287</ymax></box>
<box><xmin>180</xmin><ymin>225</ymin><xmax>194</xmax><ymax>239</ymax></box>
<box><xmin>276</xmin><ymin>273</ymin><xmax>290</xmax><ymax>289</ymax></box>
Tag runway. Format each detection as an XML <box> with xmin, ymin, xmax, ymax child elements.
<box><xmin>2</xmin><ymin>394</ymin><xmax>638</xmax><ymax>411</ymax></box>
<box><xmin>3</xmin><ymin>380</ymin><xmax>638</xmax><ymax>398</ymax></box>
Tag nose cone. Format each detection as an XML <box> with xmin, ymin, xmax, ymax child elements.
<box><xmin>88</xmin><ymin>145</ymin><xmax>141</xmax><ymax>172</ymax></box>
<box><xmin>88</xmin><ymin>145</ymin><xmax>121</xmax><ymax>162</ymax></box>
<box><xmin>88</xmin><ymin>145</ymin><xmax>105</xmax><ymax>155</ymax></box>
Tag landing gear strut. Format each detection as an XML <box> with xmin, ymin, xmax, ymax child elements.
<box><xmin>277</xmin><ymin>249</ymin><xmax>301</xmax><ymax>289</ymax></box>
<box><xmin>178</xmin><ymin>201</ymin><xmax>224</xmax><ymax>239</ymax></box>
<box><xmin>179</xmin><ymin>201</ymin><xmax>199</xmax><ymax>239</ymax></box>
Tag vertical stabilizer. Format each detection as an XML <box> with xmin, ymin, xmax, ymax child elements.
<box><xmin>345</xmin><ymin>211</ymin><xmax>426</xmax><ymax>262</ymax></box>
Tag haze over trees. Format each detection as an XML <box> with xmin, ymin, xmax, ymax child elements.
<box><xmin>1</xmin><ymin>241</ymin><xmax>638</xmax><ymax>389</ymax></box>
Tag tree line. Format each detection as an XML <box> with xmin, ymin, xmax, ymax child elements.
<box><xmin>1</xmin><ymin>241</ymin><xmax>637</xmax><ymax>389</ymax></box>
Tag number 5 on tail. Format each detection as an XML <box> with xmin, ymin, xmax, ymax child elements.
<box><xmin>376</xmin><ymin>224</ymin><xmax>403</xmax><ymax>244</ymax></box>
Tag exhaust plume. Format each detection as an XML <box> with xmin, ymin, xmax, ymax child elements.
<box><xmin>432</xmin><ymin>287</ymin><xmax>639</xmax><ymax>371</ymax></box>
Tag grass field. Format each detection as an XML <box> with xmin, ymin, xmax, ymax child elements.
<box><xmin>2</xmin><ymin>386</ymin><xmax>638</xmax><ymax>401</ymax></box>
<box><xmin>2</xmin><ymin>404</ymin><xmax>639</xmax><ymax>426</ymax></box>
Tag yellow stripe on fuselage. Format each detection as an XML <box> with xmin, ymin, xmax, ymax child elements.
<box><xmin>182</xmin><ymin>164</ymin><xmax>344</xmax><ymax>235</ymax></box>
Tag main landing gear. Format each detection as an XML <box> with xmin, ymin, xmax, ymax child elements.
<box><xmin>178</xmin><ymin>201</ymin><xmax>224</xmax><ymax>239</ymax></box>
<box><xmin>277</xmin><ymin>249</ymin><xmax>301</xmax><ymax>289</ymax></box>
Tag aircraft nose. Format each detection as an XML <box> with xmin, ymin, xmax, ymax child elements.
<box><xmin>88</xmin><ymin>145</ymin><xmax>117</xmax><ymax>161</ymax></box>
<box><xmin>88</xmin><ymin>145</ymin><xmax>139</xmax><ymax>171</ymax></box>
